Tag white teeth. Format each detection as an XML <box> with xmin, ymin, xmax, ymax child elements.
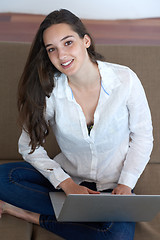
<box><xmin>61</xmin><ymin>60</ymin><xmax>72</xmax><ymax>66</ymax></box>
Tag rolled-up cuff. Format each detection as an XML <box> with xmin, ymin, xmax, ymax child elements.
<box><xmin>48</xmin><ymin>168</ymin><xmax>71</xmax><ymax>189</ymax></box>
<box><xmin>118</xmin><ymin>171</ymin><xmax>138</xmax><ymax>189</ymax></box>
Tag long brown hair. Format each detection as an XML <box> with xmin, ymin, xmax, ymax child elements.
<box><xmin>18</xmin><ymin>9</ymin><xmax>104</xmax><ymax>153</ymax></box>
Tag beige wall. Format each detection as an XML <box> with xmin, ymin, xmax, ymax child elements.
<box><xmin>0</xmin><ymin>0</ymin><xmax>160</xmax><ymax>19</ymax></box>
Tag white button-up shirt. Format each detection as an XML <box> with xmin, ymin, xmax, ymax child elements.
<box><xmin>18</xmin><ymin>61</ymin><xmax>153</xmax><ymax>191</ymax></box>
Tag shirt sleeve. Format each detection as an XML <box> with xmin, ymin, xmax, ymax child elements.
<box><xmin>118</xmin><ymin>70</ymin><xmax>153</xmax><ymax>189</ymax></box>
<box><xmin>18</xmin><ymin>92</ymin><xmax>71</xmax><ymax>189</ymax></box>
<box><xmin>18</xmin><ymin>130</ymin><xmax>71</xmax><ymax>189</ymax></box>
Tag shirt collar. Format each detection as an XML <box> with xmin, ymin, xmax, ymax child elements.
<box><xmin>53</xmin><ymin>60</ymin><xmax>121</xmax><ymax>99</ymax></box>
<box><xmin>97</xmin><ymin>60</ymin><xmax>121</xmax><ymax>96</ymax></box>
<box><xmin>53</xmin><ymin>73</ymin><xmax>72</xmax><ymax>100</ymax></box>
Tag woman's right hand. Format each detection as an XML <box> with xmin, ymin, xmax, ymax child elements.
<box><xmin>59</xmin><ymin>178</ymin><xmax>100</xmax><ymax>196</ymax></box>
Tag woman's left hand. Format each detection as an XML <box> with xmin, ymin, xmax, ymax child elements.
<box><xmin>112</xmin><ymin>184</ymin><xmax>132</xmax><ymax>195</ymax></box>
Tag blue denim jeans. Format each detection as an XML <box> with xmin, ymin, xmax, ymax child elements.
<box><xmin>0</xmin><ymin>162</ymin><xmax>135</xmax><ymax>240</ymax></box>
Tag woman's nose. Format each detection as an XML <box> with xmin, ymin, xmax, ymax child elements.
<box><xmin>58</xmin><ymin>48</ymin><xmax>67</xmax><ymax>60</ymax></box>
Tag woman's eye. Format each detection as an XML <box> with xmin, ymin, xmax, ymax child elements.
<box><xmin>48</xmin><ymin>48</ymin><xmax>55</xmax><ymax>53</ymax></box>
<box><xmin>65</xmin><ymin>41</ymin><xmax>72</xmax><ymax>46</ymax></box>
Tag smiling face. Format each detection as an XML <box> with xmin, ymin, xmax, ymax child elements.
<box><xmin>43</xmin><ymin>23</ymin><xmax>91</xmax><ymax>78</ymax></box>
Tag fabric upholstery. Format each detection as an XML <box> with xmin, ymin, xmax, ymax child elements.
<box><xmin>0</xmin><ymin>41</ymin><xmax>160</xmax><ymax>240</ymax></box>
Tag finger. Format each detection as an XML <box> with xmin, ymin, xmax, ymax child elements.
<box><xmin>88</xmin><ymin>188</ymin><xmax>100</xmax><ymax>194</ymax></box>
<box><xmin>111</xmin><ymin>189</ymin><xmax>116</xmax><ymax>194</ymax></box>
<box><xmin>112</xmin><ymin>189</ymin><xmax>122</xmax><ymax>195</ymax></box>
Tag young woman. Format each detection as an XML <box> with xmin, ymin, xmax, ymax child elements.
<box><xmin>0</xmin><ymin>9</ymin><xmax>153</xmax><ymax>240</ymax></box>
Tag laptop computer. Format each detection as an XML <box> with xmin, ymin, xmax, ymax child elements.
<box><xmin>49</xmin><ymin>192</ymin><xmax>160</xmax><ymax>222</ymax></box>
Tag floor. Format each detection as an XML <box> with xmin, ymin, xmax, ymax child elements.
<box><xmin>0</xmin><ymin>13</ymin><xmax>160</xmax><ymax>45</ymax></box>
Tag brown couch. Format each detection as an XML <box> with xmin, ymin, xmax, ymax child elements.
<box><xmin>0</xmin><ymin>41</ymin><xmax>160</xmax><ymax>240</ymax></box>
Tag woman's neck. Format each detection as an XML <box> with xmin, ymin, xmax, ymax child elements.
<box><xmin>68</xmin><ymin>61</ymin><xmax>100</xmax><ymax>91</ymax></box>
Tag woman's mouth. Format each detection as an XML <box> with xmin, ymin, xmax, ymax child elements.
<box><xmin>61</xmin><ymin>59</ymin><xmax>74</xmax><ymax>69</ymax></box>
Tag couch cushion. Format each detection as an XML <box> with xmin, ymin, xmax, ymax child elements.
<box><xmin>134</xmin><ymin>163</ymin><xmax>160</xmax><ymax>240</ymax></box>
<box><xmin>0</xmin><ymin>214</ymin><xmax>33</xmax><ymax>240</ymax></box>
<box><xmin>135</xmin><ymin>214</ymin><xmax>160</xmax><ymax>240</ymax></box>
<box><xmin>32</xmin><ymin>224</ymin><xmax>64</xmax><ymax>240</ymax></box>
<box><xmin>0</xmin><ymin>41</ymin><xmax>60</xmax><ymax>160</ymax></box>
<box><xmin>0</xmin><ymin>214</ymin><xmax>64</xmax><ymax>240</ymax></box>
<box><xmin>135</xmin><ymin>163</ymin><xmax>160</xmax><ymax>195</ymax></box>
<box><xmin>0</xmin><ymin>42</ymin><xmax>30</xmax><ymax>160</ymax></box>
